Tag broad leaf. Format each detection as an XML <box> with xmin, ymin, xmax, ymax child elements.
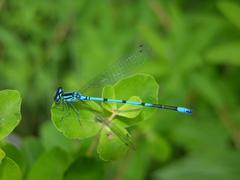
<box><xmin>51</xmin><ymin>103</ymin><xmax>101</xmax><ymax>139</ymax></box>
<box><xmin>0</xmin><ymin>90</ymin><xmax>21</xmax><ymax>140</ymax></box>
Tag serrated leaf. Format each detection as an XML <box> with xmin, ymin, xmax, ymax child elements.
<box><xmin>97</xmin><ymin>123</ymin><xmax>130</xmax><ymax>161</ymax></box>
<box><xmin>0</xmin><ymin>90</ymin><xmax>21</xmax><ymax>140</ymax></box>
<box><xmin>205</xmin><ymin>42</ymin><xmax>240</xmax><ymax>66</ymax></box>
<box><xmin>0</xmin><ymin>157</ymin><xmax>22</xmax><ymax>180</ymax></box>
<box><xmin>27</xmin><ymin>147</ymin><xmax>70</xmax><ymax>180</ymax></box>
<box><xmin>51</xmin><ymin>102</ymin><xmax>101</xmax><ymax>139</ymax></box>
<box><xmin>218</xmin><ymin>2</ymin><xmax>240</xmax><ymax>29</ymax></box>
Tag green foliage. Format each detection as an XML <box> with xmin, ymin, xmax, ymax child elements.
<box><xmin>51</xmin><ymin>73</ymin><xmax>158</xmax><ymax>160</ymax></box>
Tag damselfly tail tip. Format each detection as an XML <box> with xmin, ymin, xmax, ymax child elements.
<box><xmin>177</xmin><ymin>107</ymin><xmax>192</xmax><ymax>114</ymax></box>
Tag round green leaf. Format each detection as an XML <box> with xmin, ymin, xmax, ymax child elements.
<box><xmin>51</xmin><ymin>102</ymin><xmax>101</xmax><ymax>139</ymax></box>
<box><xmin>27</xmin><ymin>147</ymin><xmax>70</xmax><ymax>180</ymax></box>
<box><xmin>0</xmin><ymin>157</ymin><xmax>22</xmax><ymax>180</ymax></box>
<box><xmin>0</xmin><ymin>90</ymin><xmax>21</xmax><ymax>140</ymax></box>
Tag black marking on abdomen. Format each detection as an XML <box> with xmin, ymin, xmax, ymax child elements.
<box><xmin>141</xmin><ymin>102</ymin><xmax>145</xmax><ymax>106</ymax></box>
<box><xmin>103</xmin><ymin>98</ymin><xmax>108</xmax><ymax>102</ymax></box>
<box><xmin>122</xmin><ymin>100</ymin><xmax>127</xmax><ymax>103</ymax></box>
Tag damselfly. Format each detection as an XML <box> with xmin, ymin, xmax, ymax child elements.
<box><xmin>53</xmin><ymin>44</ymin><xmax>192</xmax><ymax>148</ymax></box>
<box><xmin>54</xmin><ymin>87</ymin><xmax>192</xmax><ymax>114</ymax></box>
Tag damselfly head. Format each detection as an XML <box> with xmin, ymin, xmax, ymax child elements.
<box><xmin>54</xmin><ymin>87</ymin><xmax>64</xmax><ymax>103</ymax></box>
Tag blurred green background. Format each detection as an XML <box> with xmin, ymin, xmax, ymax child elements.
<box><xmin>1</xmin><ymin>0</ymin><xmax>240</xmax><ymax>179</ymax></box>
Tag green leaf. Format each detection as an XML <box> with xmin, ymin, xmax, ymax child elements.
<box><xmin>51</xmin><ymin>103</ymin><xmax>101</xmax><ymax>139</ymax></box>
<box><xmin>114</xmin><ymin>73</ymin><xmax>159</xmax><ymax>122</ymax></box>
<box><xmin>1</xmin><ymin>143</ymin><xmax>25</xmax><ymax>172</ymax></box>
<box><xmin>64</xmin><ymin>157</ymin><xmax>104</xmax><ymax>180</ymax></box>
<box><xmin>205</xmin><ymin>42</ymin><xmax>240</xmax><ymax>66</ymax></box>
<box><xmin>102</xmin><ymin>85</ymin><xmax>117</xmax><ymax>111</ymax></box>
<box><xmin>97</xmin><ymin>122</ymin><xmax>130</xmax><ymax>161</ymax></box>
<box><xmin>0</xmin><ymin>157</ymin><xmax>22</xmax><ymax>180</ymax></box>
<box><xmin>0</xmin><ymin>148</ymin><xmax>5</xmax><ymax>162</ymax></box>
<box><xmin>118</xmin><ymin>96</ymin><xmax>142</xmax><ymax>118</ymax></box>
<box><xmin>27</xmin><ymin>147</ymin><xmax>70</xmax><ymax>180</ymax></box>
<box><xmin>0</xmin><ymin>90</ymin><xmax>21</xmax><ymax>140</ymax></box>
<box><xmin>102</xmin><ymin>86</ymin><xmax>142</xmax><ymax>118</ymax></box>
<box><xmin>218</xmin><ymin>2</ymin><xmax>240</xmax><ymax>29</ymax></box>
<box><xmin>40</xmin><ymin>121</ymin><xmax>80</xmax><ymax>154</ymax></box>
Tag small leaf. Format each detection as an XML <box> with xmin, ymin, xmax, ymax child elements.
<box><xmin>218</xmin><ymin>1</ymin><xmax>240</xmax><ymax>29</ymax></box>
<box><xmin>114</xmin><ymin>73</ymin><xmax>159</xmax><ymax>120</ymax></box>
<box><xmin>51</xmin><ymin>103</ymin><xmax>101</xmax><ymax>139</ymax></box>
<box><xmin>0</xmin><ymin>157</ymin><xmax>22</xmax><ymax>180</ymax></box>
<box><xmin>102</xmin><ymin>85</ymin><xmax>117</xmax><ymax>111</ymax></box>
<box><xmin>0</xmin><ymin>90</ymin><xmax>22</xmax><ymax>140</ymax></box>
<box><xmin>118</xmin><ymin>96</ymin><xmax>142</xmax><ymax>118</ymax></box>
<box><xmin>97</xmin><ymin>123</ymin><xmax>130</xmax><ymax>161</ymax></box>
<box><xmin>27</xmin><ymin>147</ymin><xmax>70</xmax><ymax>180</ymax></box>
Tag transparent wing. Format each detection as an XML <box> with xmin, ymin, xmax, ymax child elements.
<box><xmin>95</xmin><ymin>114</ymin><xmax>135</xmax><ymax>149</ymax></box>
<box><xmin>80</xmin><ymin>44</ymin><xmax>151</xmax><ymax>92</ymax></box>
<box><xmin>80</xmin><ymin>101</ymin><xmax>135</xmax><ymax>149</ymax></box>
